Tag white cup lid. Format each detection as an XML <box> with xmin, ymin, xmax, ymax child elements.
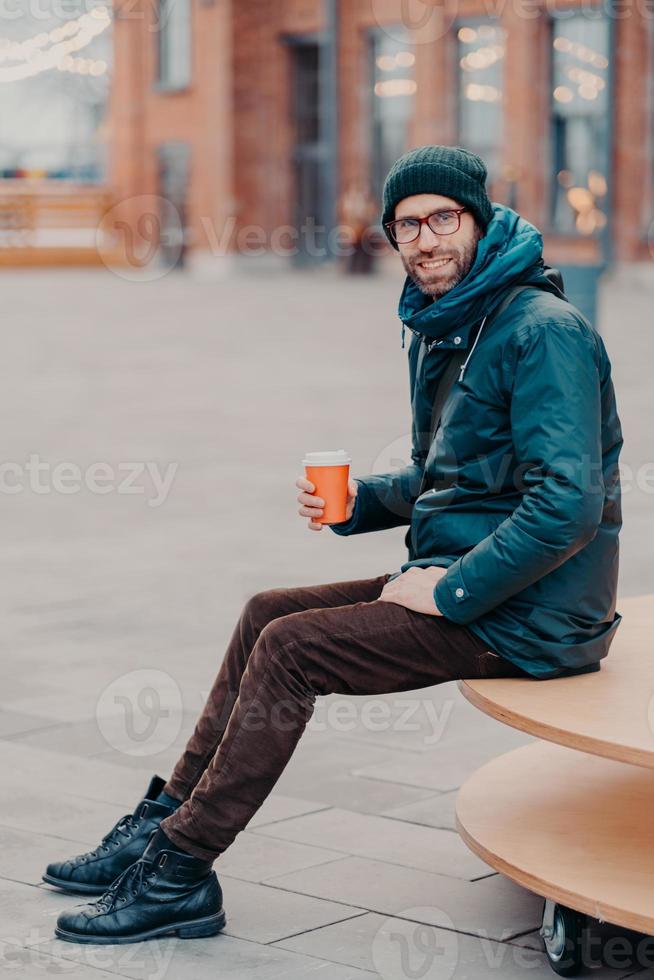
<box><xmin>302</xmin><ymin>449</ymin><xmax>351</xmax><ymax>467</ymax></box>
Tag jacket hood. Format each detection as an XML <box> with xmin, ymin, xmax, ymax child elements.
<box><xmin>398</xmin><ymin>203</ymin><xmax>562</xmax><ymax>344</ymax></box>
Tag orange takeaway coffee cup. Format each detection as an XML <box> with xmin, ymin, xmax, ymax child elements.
<box><xmin>302</xmin><ymin>450</ymin><xmax>351</xmax><ymax>525</ymax></box>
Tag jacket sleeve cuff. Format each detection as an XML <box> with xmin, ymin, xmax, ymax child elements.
<box><xmin>433</xmin><ymin>561</ymin><xmax>476</xmax><ymax>624</ymax></box>
<box><xmin>329</xmin><ymin>480</ymin><xmax>364</xmax><ymax>536</ymax></box>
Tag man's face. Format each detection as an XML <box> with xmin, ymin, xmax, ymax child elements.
<box><xmin>394</xmin><ymin>193</ymin><xmax>483</xmax><ymax>300</ymax></box>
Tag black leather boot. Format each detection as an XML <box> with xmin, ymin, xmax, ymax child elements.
<box><xmin>43</xmin><ymin>775</ymin><xmax>181</xmax><ymax>895</ymax></box>
<box><xmin>54</xmin><ymin>828</ymin><xmax>226</xmax><ymax>945</ymax></box>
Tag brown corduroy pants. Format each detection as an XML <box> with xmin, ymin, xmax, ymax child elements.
<box><xmin>160</xmin><ymin>571</ymin><xmax>529</xmax><ymax>861</ymax></box>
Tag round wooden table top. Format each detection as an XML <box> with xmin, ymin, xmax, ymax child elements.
<box><xmin>458</xmin><ymin>594</ymin><xmax>654</xmax><ymax>769</ymax></box>
<box><xmin>456</xmin><ymin>739</ymin><xmax>654</xmax><ymax>934</ymax></box>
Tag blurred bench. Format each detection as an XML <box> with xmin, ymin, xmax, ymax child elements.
<box><xmin>0</xmin><ymin>181</ymin><xmax>123</xmax><ymax>267</ymax></box>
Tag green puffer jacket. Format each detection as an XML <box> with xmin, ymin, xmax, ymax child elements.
<box><xmin>331</xmin><ymin>204</ymin><xmax>623</xmax><ymax>679</ymax></box>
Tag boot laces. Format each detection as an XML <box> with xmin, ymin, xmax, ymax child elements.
<box><xmin>93</xmin><ymin>857</ymin><xmax>158</xmax><ymax>913</ymax></box>
<box><xmin>74</xmin><ymin>813</ymin><xmax>139</xmax><ymax>864</ymax></box>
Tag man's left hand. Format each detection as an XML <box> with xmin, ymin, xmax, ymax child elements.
<box><xmin>378</xmin><ymin>566</ymin><xmax>447</xmax><ymax>616</ymax></box>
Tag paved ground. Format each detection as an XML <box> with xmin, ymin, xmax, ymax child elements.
<box><xmin>0</xmin><ymin>260</ymin><xmax>652</xmax><ymax>979</ymax></box>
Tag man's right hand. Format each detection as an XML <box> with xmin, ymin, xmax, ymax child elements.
<box><xmin>295</xmin><ymin>476</ymin><xmax>359</xmax><ymax>532</ymax></box>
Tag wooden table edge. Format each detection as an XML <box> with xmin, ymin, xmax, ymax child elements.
<box><xmin>457</xmin><ymin>678</ymin><xmax>654</xmax><ymax>770</ymax></box>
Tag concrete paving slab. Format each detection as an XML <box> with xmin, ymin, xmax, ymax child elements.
<box><xmin>32</xmin><ymin>933</ymin><xmax>379</xmax><ymax>979</ymax></box>
<box><xmin>6</xmin><ymin>690</ymin><xmax>98</xmax><ymax>724</ymax></box>
<box><xmin>0</xmin><ymin>824</ymin><xmax>91</xmax><ymax>887</ymax></box>
<box><xmin>218</xmin><ymin>875</ymin><xmax>366</xmax><ymax>943</ymax></box>
<box><xmin>381</xmin><ymin>791</ymin><xmax>458</xmax><ymax>831</ymax></box>
<box><xmin>272</xmin><ymin>733</ymin><xmax>443</xmax><ymax>814</ymax></box>
<box><xmin>351</xmin><ymin>728</ymin><xmax>535</xmax><ymax>793</ymax></box>
<box><xmin>6</xmin><ymin>718</ymin><xmax>118</xmax><ymax>757</ymax></box>
<box><xmin>272</xmin><ymin>910</ymin><xmax>640</xmax><ymax>979</ymax></box>
<box><xmin>245</xmin><ymin>793</ymin><xmax>330</xmax><ymax>829</ymax></box>
<box><xmin>214</xmin><ymin>829</ymin><xmax>343</xmax><ymax>883</ymax></box>
<box><xmin>0</xmin><ymin>790</ymin><xmax>130</xmax><ymax>845</ymax></box>
<box><xmin>274</xmin><ymin>764</ymin><xmax>438</xmax><ymax>815</ymax></box>
<box><xmin>321</xmin><ymin>685</ymin><xmax>530</xmax><ymax>756</ymax></box>
<box><xmin>0</xmin><ymin>941</ymin><xmax>132</xmax><ymax>980</ymax></box>
<box><xmin>0</xmin><ymin>709</ymin><xmax>58</xmax><ymax>739</ymax></box>
<box><xmin>0</xmin><ymin>877</ymin><xmax>81</xmax><ymax>949</ymax></box>
<box><xmin>265</xmin><ymin>858</ymin><xmax>544</xmax><ymax>940</ymax></box>
<box><xmin>255</xmin><ymin>807</ymin><xmax>490</xmax><ymax>879</ymax></box>
<box><xmin>0</xmin><ymin>740</ymin><xmax>157</xmax><ymax>808</ymax></box>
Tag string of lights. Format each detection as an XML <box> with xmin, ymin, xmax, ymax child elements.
<box><xmin>0</xmin><ymin>6</ymin><xmax>110</xmax><ymax>82</ymax></box>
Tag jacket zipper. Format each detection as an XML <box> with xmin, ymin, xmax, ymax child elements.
<box><xmin>400</xmin><ymin>320</ymin><xmax>444</xmax><ymax>354</ymax></box>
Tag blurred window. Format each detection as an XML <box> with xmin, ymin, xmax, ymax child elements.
<box><xmin>456</xmin><ymin>20</ymin><xmax>505</xmax><ymax>192</ymax></box>
<box><xmin>289</xmin><ymin>41</ymin><xmax>328</xmax><ymax>263</ymax></box>
<box><xmin>369</xmin><ymin>27</ymin><xmax>416</xmax><ymax>204</ymax></box>
<box><xmin>157</xmin><ymin>0</ymin><xmax>191</xmax><ymax>90</ymax></box>
<box><xmin>293</xmin><ymin>44</ymin><xmax>320</xmax><ymax>145</ymax></box>
<box><xmin>550</xmin><ymin>15</ymin><xmax>610</xmax><ymax>235</ymax></box>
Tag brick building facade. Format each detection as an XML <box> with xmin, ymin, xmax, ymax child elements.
<box><xmin>108</xmin><ymin>0</ymin><xmax>654</xmax><ymax>273</ymax></box>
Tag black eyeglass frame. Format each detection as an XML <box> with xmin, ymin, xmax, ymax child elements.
<box><xmin>384</xmin><ymin>207</ymin><xmax>469</xmax><ymax>244</ymax></box>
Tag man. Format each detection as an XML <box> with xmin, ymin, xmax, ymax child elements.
<box><xmin>45</xmin><ymin>145</ymin><xmax>623</xmax><ymax>945</ymax></box>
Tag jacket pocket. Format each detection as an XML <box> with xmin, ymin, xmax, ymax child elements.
<box><xmin>475</xmin><ymin>649</ymin><xmax>503</xmax><ymax>678</ymax></box>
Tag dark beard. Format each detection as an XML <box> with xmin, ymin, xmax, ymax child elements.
<box><xmin>402</xmin><ymin>225</ymin><xmax>483</xmax><ymax>300</ymax></box>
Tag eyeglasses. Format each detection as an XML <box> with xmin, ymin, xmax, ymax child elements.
<box><xmin>385</xmin><ymin>207</ymin><xmax>468</xmax><ymax>245</ymax></box>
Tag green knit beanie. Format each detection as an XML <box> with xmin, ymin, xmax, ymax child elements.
<box><xmin>381</xmin><ymin>145</ymin><xmax>494</xmax><ymax>249</ymax></box>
